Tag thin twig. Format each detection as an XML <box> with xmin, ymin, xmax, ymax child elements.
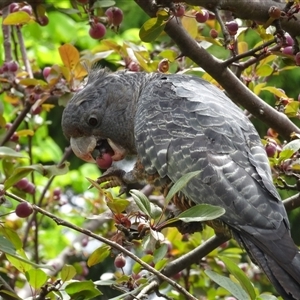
<box><xmin>224</xmin><ymin>38</ymin><xmax>276</xmax><ymax>67</ymax></box>
<box><xmin>0</xmin><ymin>101</ymin><xmax>31</xmax><ymax>145</ymax></box>
<box><xmin>15</xmin><ymin>25</ymin><xmax>33</xmax><ymax>78</ymax></box>
<box><xmin>136</xmin><ymin>280</ymin><xmax>159</xmax><ymax>299</ymax></box>
<box><xmin>1</xmin><ymin>6</ymin><xmax>12</xmax><ymax>62</ymax></box>
<box><xmin>22</xmin><ymin>146</ymin><xmax>73</xmax><ymax>249</ymax></box>
<box><xmin>5</xmin><ymin>191</ymin><xmax>198</xmax><ymax>300</ymax></box>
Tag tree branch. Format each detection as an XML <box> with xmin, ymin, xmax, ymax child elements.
<box><xmin>181</xmin><ymin>0</ymin><xmax>300</xmax><ymax>37</ymax></box>
<box><xmin>162</xmin><ymin>234</ymin><xmax>228</xmax><ymax>277</ymax></box>
<box><xmin>135</xmin><ymin>0</ymin><xmax>300</xmax><ymax>140</ymax></box>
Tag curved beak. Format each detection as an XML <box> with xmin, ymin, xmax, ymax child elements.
<box><xmin>70</xmin><ymin>136</ymin><xmax>97</xmax><ymax>163</ymax></box>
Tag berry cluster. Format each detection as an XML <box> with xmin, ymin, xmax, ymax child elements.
<box><xmin>86</xmin><ymin>6</ymin><xmax>123</xmax><ymax>40</ymax></box>
<box><xmin>0</xmin><ymin>61</ymin><xmax>19</xmax><ymax>74</ymax></box>
<box><xmin>14</xmin><ymin>178</ymin><xmax>36</xmax><ymax>194</ymax></box>
<box><xmin>280</xmin><ymin>33</ymin><xmax>300</xmax><ymax>65</ymax></box>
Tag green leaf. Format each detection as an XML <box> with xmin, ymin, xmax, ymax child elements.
<box><xmin>87</xmin><ymin>245</ymin><xmax>111</xmax><ymax>267</ymax></box>
<box><xmin>132</xmin><ymin>254</ymin><xmax>153</xmax><ymax>274</ymax></box>
<box><xmin>0</xmin><ymin>146</ymin><xmax>28</xmax><ymax>159</ymax></box>
<box><xmin>0</xmin><ymin>227</ymin><xmax>23</xmax><ymax>250</ymax></box>
<box><xmin>61</xmin><ymin>264</ymin><xmax>77</xmax><ymax>282</ymax></box>
<box><xmin>6</xmin><ymin>249</ymin><xmax>51</xmax><ymax>272</ymax></box>
<box><xmin>150</xmin><ymin>202</ymin><xmax>163</xmax><ymax>219</ymax></box>
<box><xmin>255</xmin><ymin>294</ymin><xmax>278</xmax><ymax>300</ymax></box>
<box><xmin>139</xmin><ymin>17</ymin><xmax>166</xmax><ymax>43</ymax></box>
<box><xmin>65</xmin><ymin>280</ymin><xmax>102</xmax><ymax>299</ymax></box>
<box><xmin>4</xmin><ymin>162</ymin><xmax>69</xmax><ymax>189</ymax></box>
<box><xmin>177</xmin><ymin>204</ymin><xmax>225</xmax><ymax>223</ymax></box>
<box><xmin>153</xmin><ymin>243</ymin><xmax>168</xmax><ymax>264</ymax></box>
<box><xmin>282</xmin><ymin>139</ymin><xmax>300</xmax><ymax>151</ymax></box>
<box><xmin>253</xmin><ymin>82</ymin><xmax>266</xmax><ymax>96</ymax></box>
<box><xmin>219</xmin><ymin>256</ymin><xmax>256</xmax><ymax>300</ymax></box>
<box><xmin>205</xmin><ymin>270</ymin><xmax>250</xmax><ymax>300</ymax></box>
<box><xmin>25</xmin><ymin>268</ymin><xmax>48</xmax><ymax>289</ymax></box>
<box><xmin>256</xmin><ymin>64</ymin><xmax>273</xmax><ymax>77</ymax></box>
<box><xmin>106</xmin><ymin>198</ymin><xmax>130</xmax><ymax>214</ymax></box>
<box><xmin>92</xmin><ymin>0</ymin><xmax>116</xmax><ymax>8</ymax></box>
<box><xmin>154</xmin><ymin>258</ymin><xmax>168</xmax><ymax>270</ymax></box>
<box><xmin>165</xmin><ymin>171</ymin><xmax>200</xmax><ymax>204</ymax></box>
<box><xmin>129</xmin><ymin>189</ymin><xmax>152</xmax><ymax>218</ymax></box>
<box><xmin>0</xmin><ymin>238</ymin><xmax>51</xmax><ymax>271</ymax></box>
<box><xmin>261</xmin><ymin>86</ymin><xmax>287</xmax><ymax>98</ymax></box>
<box><xmin>278</xmin><ymin>149</ymin><xmax>294</xmax><ymax>161</ymax></box>
<box><xmin>182</xmin><ymin>15</ymin><xmax>198</xmax><ymax>39</ymax></box>
<box><xmin>285</xmin><ymin>101</ymin><xmax>300</xmax><ymax>117</ymax></box>
<box><xmin>0</xmin><ymin>290</ymin><xmax>21</xmax><ymax>300</ymax></box>
<box><xmin>3</xmin><ymin>11</ymin><xmax>31</xmax><ymax>25</ymax></box>
<box><xmin>159</xmin><ymin>49</ymin><xmax>178</xmax><ymax>62</ymax></box>
<box><xmin>164</xmin><ymin>204</ymin><xmax>225</xmax><ymax>226</ymax></box>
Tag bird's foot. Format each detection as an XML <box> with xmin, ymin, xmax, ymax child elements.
<box><xmin>97</xmin><ymin>167</ymin><xmax>138</xmax><ymax>195</ymax></box>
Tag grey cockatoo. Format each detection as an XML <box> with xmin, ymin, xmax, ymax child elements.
<box><xmin>62</xmin><ymin>69</ymin><xmax>300</xmax><ymax>299</ymax></box>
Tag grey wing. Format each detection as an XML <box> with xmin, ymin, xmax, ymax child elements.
<box><xmin>135</xmin><ymin>74</ymin><xmax>300</xmax><ymax>297</ymax></box>
<box><xmin>135</xmin><ymin>74</ymin><xmax>289</xmax><ymax>232</ymax></box>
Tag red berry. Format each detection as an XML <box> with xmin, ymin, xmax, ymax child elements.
<box><xmin>89</xmin><ymin>23</ymin><xmax>106</xmax><ymax>39</ymax></box>
<box><xmin>282</xmin><ymin>46</ymin><xmax>293</xmax><ymax>55</ymax></box>
<box><xmin>295</xmin><ymin>52</ymin><xmax>300</xmax><ymax>66</ymax></box>
<box><xmin>38</xmin><ymin>15</ymin><xmax>49</xmax><ymax>26</ymax></box>
<box><xmin>265</xmin><ymin>142</ymin><xmax>277</xmax><ymax>157</ymax></box>
<box><xmin>114</xmin><ymin>254</ymin><xmax>126</xmax><ymax>268</ymax></box>
<box><xmin>174</xmin><ymin>5</ymin><xmax>185</xmax><ymax>17</ymax></box>
<box><xmin>284</xmin><ymin>33</ymin><xmax>294</xmax><ymax>47</ymax></box>
<box><xmin>24</xmin><ymin>182</ymin><xmax>35</xmax><ymax>194</ymax></box>
<box><xmin>15</xmin><ymin>202</ymin><xmax>33</xmax><ymax>218</ymax></box>
<box><xmin>210</xmin><ymin>29</ymin><xmax>218</xmax><ymax>39</ymax></box>
<box><xmin>20</xmin><ymin>5</ymin><xmax>32</xmax><ymax>15</ymax></box>
<box><xmin>7</xmin><ymin>61</ymin><xmax>19</xmax><ymax>72</ymax></box>
<box><xmin>127</xmin><ymin>61</ymin><xmax>139</xmax><ymax>72</ymax></box>
<box><xmin>2</xmin><ymin>62</ymin><xmax>9</xmax><ymax>72</ymax></box>
<box><xmin>5</xmin><ymin>123</ymin><xmax>12</xmax><ymax>130</ymax></box>
<box><xmin>31</xmin><ymin>105</ymin><xmax>42</xmax><ymax>115</ymax></box>
<box><xmin>42</xmin><ymin>67</ymin><xmax>51</xmax><ymax>79</ymax></box>
<box><xmin>14</xmin><ymin>178</ymin><xmax>30</xmax><ymax>190</ymax></box>
<box><xmin>226</xmin><ymin>21</ymin><xmax>238</xmax><ymax>35</ymax></box>
<box><xmin>9</xmin><ymin>3</ymin><xmax>19</xmax><ymax>13</ymax></box>
<box><xmin>105</xmin><ymin>7</ymin><xmax>123</xmax><ymax>27</ymax></box>
<box><xmin>195</xmin><ymin>10</ymin><xmax>209</xmax><ymax>23</ymax></box>
<box><xmin>219</xmin><ymin>241</ymin><xmax>229</xmax><ymax>249</ymax></box>
<box><xmin>53</xmin><ymin>187</ymin><xmax>61</xmax><ymax>200</ymax></box>
<box><xmin>96</xmin><ymin>153</ymin><xmax>113</xmax><ymax>169</ymax></box>
<box><xmin>10</xmin><ymin>132</ymin><xmax>19</xmax><ymax>142</ymax></box>
<box><xmin>172</xmin><ymin>271</ymin><xmax>182</xmax><ymax>280</ymax></box>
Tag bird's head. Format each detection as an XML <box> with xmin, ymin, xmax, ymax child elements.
<box><xmin>61</xmin><ymin>69</ymin><xmax>138</xmax><ymax>167</ymax></box>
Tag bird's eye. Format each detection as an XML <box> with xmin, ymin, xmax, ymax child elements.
<box><xmin>88</xmin><ymin>116</ymin><xmax>98</xmax><ymax>127</ymax></box>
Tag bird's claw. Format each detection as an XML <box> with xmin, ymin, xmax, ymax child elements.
<box><xmin>97</xmin><ymin>167</ymin><xmax>130</xmax><ymax>195</ymax></box>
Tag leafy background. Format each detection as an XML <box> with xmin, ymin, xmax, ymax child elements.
<box><xmin>0</xmin><ymin>0</ymin><xmax>300</xmax><ymax>299</ymax></box>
